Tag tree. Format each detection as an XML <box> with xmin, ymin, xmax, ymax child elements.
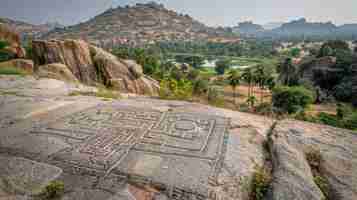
<box><xmin>318</xmin><ymin>40</ymin><xmax>350</xmax><ymax>57</ymax></box>
<box><xmin>254</xmin><ymin>65</ymin><xmax>275</xmax><ymax>103</ymax></box>
<box><xmin>215</xmin><ymin>59</ymin><xmax>231</xmax><ymax>75</ymax></box>
<box><xmin>241</xmin><ymin>68</ymin><xmax>255</xmax><ymax>98</ymax></box>
<box><xmin>0</xmin><ymin>40</ymin><xmax>12</xmax><ymax>62</ymax></box>
<box><xmin>175</xmin><ymin>55</ymin><xmax>205</xmax><ymax>68</ymax></box>
<box><xmin>193</xmin><ymin>79</ymin><xmax>209</xmax><ymax>95</ymax></box>
<box><xmin>277</xmin><ymin>58</ymin><xmax>297</xmax><ymax>86</ymax></box>
<box><xmin>290</xmin><ymin>48</ymin><xmax>301</xmax><ymax>58</ymax></box>
<box><xmin>246</xmin><ymin>95</ymin><xmax>257</xmax><ymax>108</ymax></box>
<box><xmin>272</xmin><ymin>86</ymin><xmax>315</xmax><ymax>114</ymax></box>
<box><xmin>227</xmin><ymin>70</ymin><xmax>241</xmax><ymax>104</ymax></box>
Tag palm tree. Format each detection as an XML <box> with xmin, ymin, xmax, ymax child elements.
<box><xmin>254</xmin><ymin>65</ymin><xmax>267</xmax><ymax>103</ymax></box>
<box><xmin>241</xmin><ymin>68</ymin><xmax>255</xmax><ymax>99</ymax></box>
<box><xmin>227</xmin><ymin>70</ymin><xmax>241</xmax><ymax>104</ymax></box>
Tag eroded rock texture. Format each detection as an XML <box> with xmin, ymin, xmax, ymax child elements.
<box><xmin>32</xmin><ymin>39</ymin><xmax>159</xmax><ymax>95</ymax></box>
<box><xmin>269</xmin><ymin>119</ymin><xmax>357</xmax><ymax>200</ymax></box>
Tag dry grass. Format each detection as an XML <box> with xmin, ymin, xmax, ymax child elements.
<box><xmin>69</xmin><ymin>88</ymin><xmax>121</xmax><ymax>100</ymax></box>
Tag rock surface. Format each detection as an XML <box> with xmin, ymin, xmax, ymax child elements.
<box><xmin>0</xmin><ymin>156</ymin><xmax>62</xmax><ymax>196</ymax></box>
<box><xmin>36</xmin><ymin>63</ymin><xmax>78</xmax><ymax>83</ymax></box>
<box><xmin>0</xmin><ymin>75</ymin><xmax>356</xmax><ymax>200</ymax></box>
<box><xmin>32</xmin><ymin>39</ymin><xmax>159</xmax><ymax>95</ymax></box>
<box><xmin>270</xmin><ymin>120</ymin><xmax>357</xmax><ymax>200</ymax></box>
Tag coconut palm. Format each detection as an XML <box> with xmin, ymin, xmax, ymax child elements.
<box><xmin>241</xmin><ymin>67</ymin><xmax>255</xmax><ymax>99</ymax></box>
<box><xmin>254</xmin><ymin>65</ymin><xmax>267</xmax><ymax>103</ymax></box>
<box><xmin>227</xmin><ymin>69</ymin><xmax>241</xmax><ymax>104</ymax></box>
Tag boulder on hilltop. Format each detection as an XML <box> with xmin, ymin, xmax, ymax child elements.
<box><xmin>31</xmin><ymin>39</ymin><xmax>159</xmax><ymax>95</ymax></box>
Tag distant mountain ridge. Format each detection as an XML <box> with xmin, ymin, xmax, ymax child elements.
<box><xmin>43</xmin><ymin>2</ymin><xmax>239</xmax><ymax>47</ymax></box>
<box><xmin>235</xmin><ymin>18</ymin><xmax>357</xmax><ymax>40</ymax></box>
<box><xmin>0</xmin><ymin>17</ymin><xmax>63</xmax><ymax>40</ymax></box>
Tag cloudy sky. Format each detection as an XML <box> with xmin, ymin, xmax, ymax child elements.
<box><xmin>1</xmin><ymin>0</ymin><xmax>357</xmax><ymax>26</ymax></box>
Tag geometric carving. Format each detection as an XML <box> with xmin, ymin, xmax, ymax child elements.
<box><xmin>30</xmin><ymin>104</ymin><xmax>229</xmax><ymax>182</ymax></box>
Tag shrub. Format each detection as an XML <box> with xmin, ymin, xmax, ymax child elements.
<box><xmin>159</xmin><ymin>78</ymin><xmax>193</xmax><ymax>101</ymax></box>
<box><xmin>207</xmin><ymin>86</ymin><xmax>225</xmax><ymax>107</ymax></box>
<box><xmin>255</xmin><ymin>102</ymin><xmax>273</xmax><ymax>115</ymax></box>
<box><xmin>215</xmin><ymin>59</ymin><xmax>231</xmax><ymax>75</ymax></box>
<box><xmin>314</xmin><ymin>175</ymin><xmax>330</xmax><ymax>199</ymax></box>
<box><xmin>272</xmin><ymin>86</ymin><xmax>315</xmax><ymax>114</ymax></box>
<box><xmin>250</xmin><ymin>166</ymin><xmax>272</xmax><ymax>200</ymax></box>
<box><xmin>193</xmin><ymin>79</ymin><xmax>209</xmax><ymax>95</ymax></box>
<box><xmin>305</xmin><ymin>148</ymin><xmax>322</xmax><ymax>171</ymax></box>
<box><xmin>305</xmin><ymin>148</ymin><xmax>332</xmax><ymax>199</ymax></box>
<box><xmin>343</xmin><ymin>112</ymin><xmax>357</xmax><ymax>130</ymax></box>
<box><xmin>40</xmin><ymin>181</ymin><xmax>64</xmax><ymax>199</ymax></box>
<box><xmin>317</xmin><ymin>113</ymin><xmax>342</xmax><ymax>128</ymax></box>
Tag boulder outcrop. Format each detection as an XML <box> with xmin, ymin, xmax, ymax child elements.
<box><xmin>0</xmin><ymin>24</ymin><xmax>25</xmax><ymax>58</ymax></box>
<box><xmin>299</xmin><ymin>56</ymin><xmax>338</xmax><ymax>83</ymax></box>
<box><xmin>269</xmin><ymin>120</ymin><xmax>357</xmax><ymax>200</ymax></box>
<box><xmin>36</xmin><ymin>63</ymin><xmax>79</xmax><ymax>83</ymax></box>
<box><xmin>32</xmin><ymin>39</ymin><xmax>159</xmax><ymax>95</ymax></box>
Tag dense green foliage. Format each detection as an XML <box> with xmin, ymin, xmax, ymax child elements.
<box><xmin>175</xmin><ymin>54</ymin><xmax>205</xmax><ymax>68</ymax></box>
<box><xmin>154</xmin><ymin>40</ymin><xmax>276</xmax><ymax>57</ymax></box>
<box><xmin>272</xmin><ymin>86</ymin><xmax>315</xmax><ymax>114</ymax></box>
<box><xmin>215</xmin><ymin>59</ymin><xmax>231</xmax><ymax>75</ymax></box>
<box><xmin>112</xmin><ymin>46</ymin><xmax>161</xmax><ymax>75</ymax></box>
<box><xmin>296</xmin><ymin>104</ymin><xmax>357</xmax><ymax>131</ymax></box>
<box><xmin>159</xmin><ymin>78</ymin><xmax>193</xmax><ymax>100</ymax></box>
<box><xmin>290</xmin><ymin>48</ymin><xmax>301</xmax><ymax>58</ymax></box>
<box><xmin>0</xmin><ymin>40</ymin><xmax>13</xmax><ymax>62</ymax></box>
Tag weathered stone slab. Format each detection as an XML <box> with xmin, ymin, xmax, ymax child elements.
<box><xmin>26</xmin><ymin>102</ymin><xmax>230</xmax><ymax>198</ymax></box>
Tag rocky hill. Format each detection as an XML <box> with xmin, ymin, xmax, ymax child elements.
<box><xmin>31</xmin><ymin>39</ymin><xmax>159</xmax><ymax>95</ymax></box>
<box><xmin>43</xmin><ymin>2</ymin><xmax>239</xmax><ymax>47</ymax></box>
<box><xmin>0</xmin><ymin>17</ymin><xmax>59</xmax><ymax>40</ymax></box>
<box><xmin>233</xmin><ymin>21</ymin><xmax>265</xmax><ymax>36</ymax></box>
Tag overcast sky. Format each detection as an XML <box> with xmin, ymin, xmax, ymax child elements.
<box><xmin>1</xmin><ymin>0</ymin><xmax>357</xmax><ymax>26</ymax></box>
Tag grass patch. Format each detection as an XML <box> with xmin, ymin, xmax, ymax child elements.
<box><xmin>69</xmin><ymin>88</ymin><xmax>121</xmax><ymax>100</ymax></box>
<box><xmin>249</xmin><ymin>165</ymin><xmax>272</xmax><ymax>200</ymax></box>
<box><xmin>38</xmin><ymin>181</ymin><xmax>64</xmax><ymax>199</ymax></box>
<box><xmin>0</xmin><ymin>66</ymin><xmax>27</xmax><ymax>76</ymax></box>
